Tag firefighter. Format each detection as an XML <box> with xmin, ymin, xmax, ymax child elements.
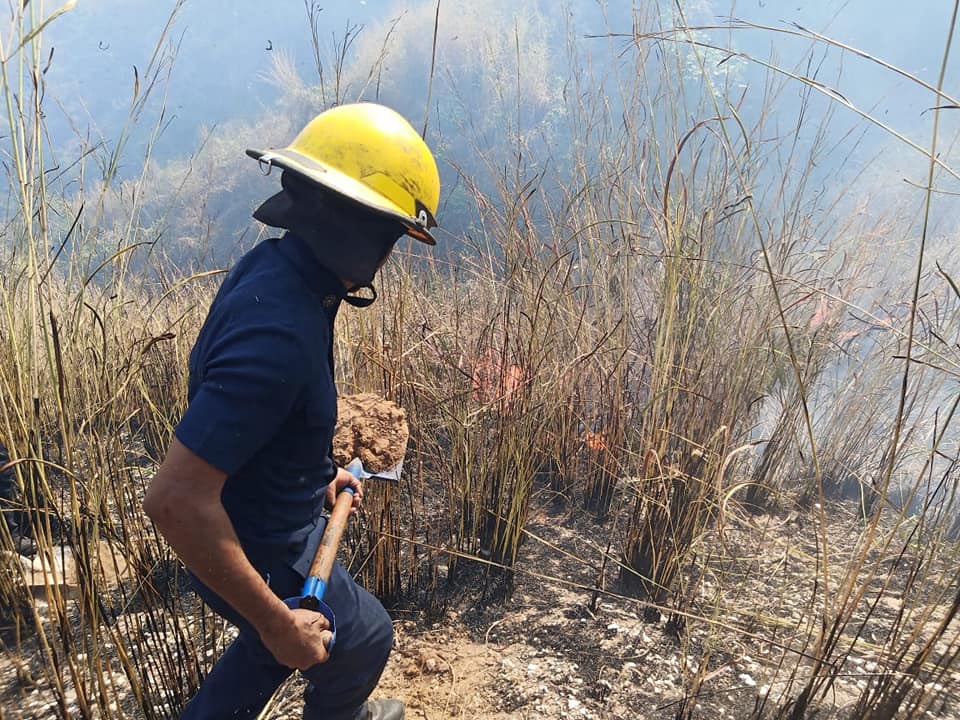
<box><xmin>144</xmin><ymin>102</ymin><xmax>440</xmax><ymax>720</ymax></box>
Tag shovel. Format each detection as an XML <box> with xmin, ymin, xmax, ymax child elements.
<box><xmin>281</xmin><ymin>459</ymin><xmax>404</xmax><ymax>651</ymax></box>
<box><xmin>282</xmin><ymin>477</ymin><xmax>358</xmax><ymax>652</ymax></box>
<box><xmin>286</xmin><ymin>395</ymin><xmax>409</xmax><ymax>650</ymax></box>
<box><xmin>333</xmin><ymin>393</ymin><xmax>408</xmax><ymax>486</ymax></box>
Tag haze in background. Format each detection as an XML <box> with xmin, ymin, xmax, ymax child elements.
<box><xmin>39</xmin><ymin>0</ymin><xmax>959</xmax><ymax>256</ymax></box>
<box><xmin>46</xmin><ymin>3</ymin><xmax>955</xmax><ymax>146</ymax></box>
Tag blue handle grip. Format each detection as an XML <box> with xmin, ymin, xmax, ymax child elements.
<box><xmin>283</xmin><ymin>595</ymin><xmax>338</xmax><ymax>651</ymax></box>
<box><xmin>280</xmin><ymin>477</ymin><xmax>357</xmax><ymax>653</ymax></box>
<box><xmin>301</xmin><ymin>576</ymin><xmax>327</xmax><ymax>602</ymax></box>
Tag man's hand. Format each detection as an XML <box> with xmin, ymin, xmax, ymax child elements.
<box><xmin>260</xmin><ymin>607</ymin><xmax>334</xmax><ymax>670</ymax></box>
<box><xmin>325</xmin><ymin>466</ymin><xmax>363</xmax><ymax>514</ymax></box>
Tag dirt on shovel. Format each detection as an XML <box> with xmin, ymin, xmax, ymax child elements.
<box><xmin>332</xmin><ymin>393</ymin><xmax>409</xmax><ymax>474</ymax></box>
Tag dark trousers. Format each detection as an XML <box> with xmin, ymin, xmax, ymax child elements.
<box><xmin>180</xmin><ymin>552</ymin><xmax>393</xmax><ymax>720</ymax></box>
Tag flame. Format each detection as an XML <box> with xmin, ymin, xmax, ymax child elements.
<box><xmin>470</xmin><ymin>348</ymin><xmax>525</xmax><ymax>410</ymax></box>
<box><xmin>583</xmin><ymin>430</ymin><xmax>607</xmax><ymax>452</ymax></box>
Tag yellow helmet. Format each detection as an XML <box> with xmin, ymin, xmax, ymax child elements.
<box><xmin>246</xmin><ymin>103</ymin><xmax>441</xmax><ymax>244</ymax></box>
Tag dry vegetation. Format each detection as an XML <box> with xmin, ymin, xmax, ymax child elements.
<box><xmin>1</xmin><ymin>2</ymin><xmax>960</xmax><ymax>719</ymax></box>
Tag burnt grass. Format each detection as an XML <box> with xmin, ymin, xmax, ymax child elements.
<box><xmin>353</xmin><ymin>469</ymin><xmax>960</xmax><ymax>720</ymax></box>
<box><xmin>4</xmin><ymin>456</ymin><xmax>959</xmax><ymax>719</ymax></box>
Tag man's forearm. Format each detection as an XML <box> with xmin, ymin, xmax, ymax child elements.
<box><xmin>150</xmin><ymin>497</ymin><xmax>290</xmax><ymax>636</ymax></box>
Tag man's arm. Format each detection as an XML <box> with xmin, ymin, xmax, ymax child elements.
<box><xmin>143</xmin><ymin>437</ymin><xmax>331</xmax><ymax>670</ymax></box>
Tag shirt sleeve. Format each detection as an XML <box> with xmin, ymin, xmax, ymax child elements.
<box><xmin>174</xmin><ymin>312</ymin><xmax>310</xmax><ymax>476</ymax></box>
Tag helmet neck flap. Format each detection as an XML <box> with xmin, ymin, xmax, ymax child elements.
<box><xmin>253</xmin><ymin>171</ymin><xmax>405</xmax><ymax>307</ymax></box>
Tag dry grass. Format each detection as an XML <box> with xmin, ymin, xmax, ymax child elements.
<box><xmin>0</xmin><ymin>2</ymin><xmax>959</xmax><ymax>719</ymax></box>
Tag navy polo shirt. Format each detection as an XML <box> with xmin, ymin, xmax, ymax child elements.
<box><xmin>174</xmin><ymin>232</ymin><xmax>342</xmax><ymax>553</ymax></box>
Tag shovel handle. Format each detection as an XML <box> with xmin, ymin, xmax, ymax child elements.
<box><xmin>307</xmin><ymin>485</ymin><xmax>356</xmax><ymax>584</ymax></box>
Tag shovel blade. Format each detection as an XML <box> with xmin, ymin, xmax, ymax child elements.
<box><xmin>346</xmin><ymin>457</ymin><xmax>403</xmax><ymax>482</ymax></box>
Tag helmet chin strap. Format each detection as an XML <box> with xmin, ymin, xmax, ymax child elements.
<box><xmin>343</xmin><ymin>283</ymin><xmax>377</xmax><ymax>308</ymax></box>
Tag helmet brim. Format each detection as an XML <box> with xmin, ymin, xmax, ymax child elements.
<box><xmin>246</xmin><ymin>147</ymin><xmax>437</xmax><ymax>245</ymax></box>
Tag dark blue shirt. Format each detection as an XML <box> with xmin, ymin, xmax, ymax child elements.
<box><xmin>174</xmin><ymin>233</ymin><xmax>342</xmax><ymax>557</ymax></box>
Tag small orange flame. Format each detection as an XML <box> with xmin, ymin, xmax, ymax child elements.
<box><xmin>470</xmin><ymin>348</ymin><xmax>525</xmax><ymax>411</ymax></box>
<box><xmin>583</xmin><ymin>430</ymin><xmax>607</xmax><ymax>452</ymax></box>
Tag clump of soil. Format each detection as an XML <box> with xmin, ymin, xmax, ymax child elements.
<box><xmin>333</xmin><ymin>393</ymin><xmax>409</xmax><ymax>473</ymax></box>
